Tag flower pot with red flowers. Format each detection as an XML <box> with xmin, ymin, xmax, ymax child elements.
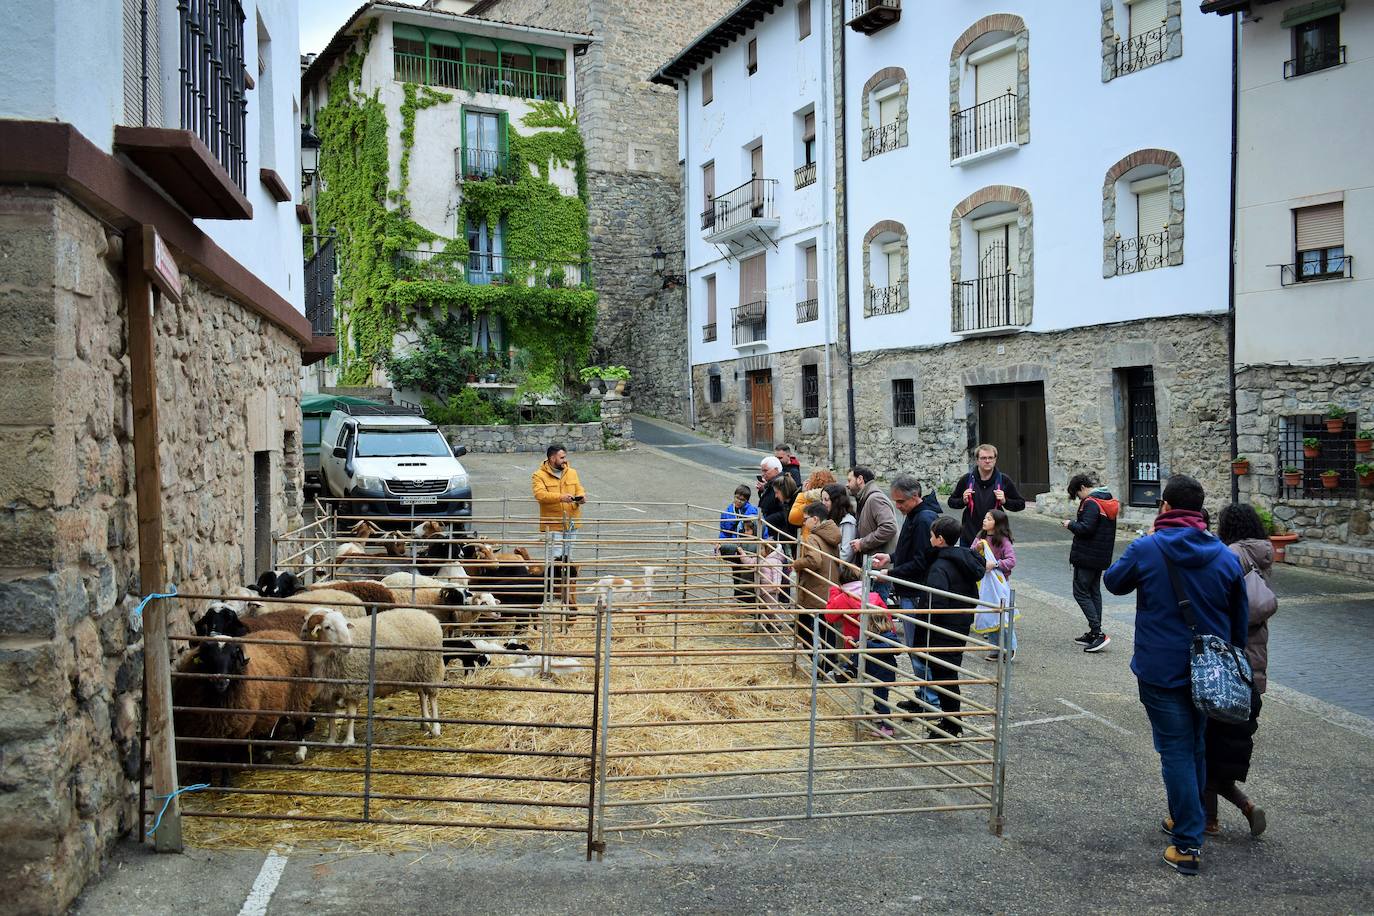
<box><xmin>1320</xmin><ymin>469</ymin><xmax>1341</xmax><ymax>489</ymax></box>
<box><xmin>1232</xmin><ymin>457</ymin><xmax>1250</xmax><ymax>475</ymax></box>
<box><xmin>1357</xmin><ymin>463</ymin><xmax>1374</xmax><ymax>487</ymax></box>
<box><xmin>1325</xmin><ymin>404</ymin><xmax>1348</xmax><ymax>434</ymax></box>
<box><xmin>1282</xmin><ymin>466</ymin><xmax>1302</xmax><ymax>487</ymax></box>
<box><xmin>1357</xmin><ymin>430</ymin><xmax>1373</xmax><ymax>453</ymax></box>
<box><xmin>1303</xmin><ymin>437</ymin><xmax>1321</xmax><ymax>459</ymax></box>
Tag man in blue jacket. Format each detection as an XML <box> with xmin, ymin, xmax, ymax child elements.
<box><xmin>1105</xmin><ymin>474</ymin><xmax>1248</xmax><ymax>877</ymax></box>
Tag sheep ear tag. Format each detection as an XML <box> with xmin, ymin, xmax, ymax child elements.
<box><xmin>311</xmin><ymin>625</ymin><xmax>322</xmax><ymax>637</ymax></box>
<box><xmin>346</xmin><ymin>622</ymin><xmax>355</xmax><ymax>630</ymax></box>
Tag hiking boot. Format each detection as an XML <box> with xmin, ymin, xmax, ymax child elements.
<box><xmin>896</xmin><ymin>699</ymin><xmax>923</xmax><ymax>719</ymax></box>
<box><xmin>1163</xmin><ymin>845</ymin><xmax>1200</xmax><ymax>876</ymax></box>
<box><xmin>1243</xmin><ymin>802</ymin><xmax>1267</xmax><ymax>837</ymax></box>
<box><xmin>1083</xmin><ymin>632</ymin><xmax>1111</xmax><ymax>653</ymax></box>
<box><xmin>1162</xmin><ymin>815</ymin><xmax>1218</xmax><ymax>837</ymax></box>
<box><xmin>1073</xmin><ymin>631</ymin><xmax>1095</xmax><ymax>645</ymax></box>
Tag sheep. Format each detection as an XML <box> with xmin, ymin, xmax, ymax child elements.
<box><xmin>196</xmin><ymin>602</ymin><xmax>309</xmax><ymax>639</ymax></box>
<box><xmin>587</xmin><ymin>566</ymin><xmax>660</xmax><ymax>634</ymax></box>
<box><xmin>380</xmin><ymin>572</ymin><xmax>478</xmax><ymax>624</ymax></box>
<box><xmin>172</xmin><ymin>627</ymin><xmax>316</xmax><ymax>781</ymax></box>
<box><xmin>308</xmin><ymin>580</ymin><xmax>396</xmax><ymax>606</ymax></box>
<box><xmin>445</xmin><ymin>637</ymin><xmax>530</xmax><ymax>671</ymax></box>
<box><xmin>299</xmin><ymin>608</ymin><xmax>445</xmax><ymax>745</ymax></box>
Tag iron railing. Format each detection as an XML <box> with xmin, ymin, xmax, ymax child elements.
<box><xmin>1279</xmin><ymin>413</ymin><xmax>1360</xmax><ymax>499</ymax></box>
<box><xmin>304</xmin><ymin>237</ymin><xmax>336</xmax><ymax>336</ymax></box>
<box><xmin>455</xmin><ymin>146</ymin><xmax>510</xmax><ymax>182</ymax></box>
<box><xmin>1285</xmin><ymin>45</ymin><xmax>1345</xmax><ymax>78</ymax></box>
<box><xmin>703</xmin><ymin>322</ymin><xmax>717</xmax><ymax>342</ymax></box>
<box><xmin>865</xmin><ymin>281</ymin><xmax>906</xmax><ymax>317</ymax></box>
<box><xmin>847</xmin><ymin>0</ymin><xmax>901</xmax><ymax>33</ymax></box>
<box><xmin>1114</xmin><ymin>24</ymin><xmax>1167</xmax><ymax>77</ymax></box>
<box><xmin>178</xmin><ymin>0</ymin><xmax>248</xmax><ymax>191</ymax></box>
<box><xmin>952</xmin><ymin>92</ymin><xmax>1017</xmax><ymax>160</ymax></box>
<box><xmin>395</xmin><ymin>249</ymin><xmax>588</xmax><ymax>288</ymax></box>
<box><xmin>863</xmin><ymin>122</ymin><xmax>900</xmax><ymax>158</ymax></box>
<box><xmin>1278</xmin><ymin>254</ymin><xmax>1353</xmax><ymax>287</ymax></box>
<box><xmin>732</xmin><ymin>298</ymin><xmax>768</xmax><ymax>346</ymax></box>
<box><xmin>393</xmin><ymin>50</ymin><xmax>566</xmax><ymax>102</ymax></box>
<box><xmin>954</xmin><ymin>272</ymin><xmax>1018</xmax><ymax>333</ymax></box>
<box><xmin>701</xmin><ymin>178</ymin><xmax>778</xmax><ymax>234</ymax></box>
<box><xmin>794</xmin><ymin>161</ymin><xmax>817</xmax><ymax>189</ymax></box>
<box><xmin>796</xmin><ymin>298</ymin><xmax>818</xmax><ymax>323</ymax></box>
<box><xmin>1116</xmin><ymin>232</ymin><xmax>1168</xmax><ymax>275</ymax></box>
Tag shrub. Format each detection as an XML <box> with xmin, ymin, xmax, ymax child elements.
<box><xmin>422</xmin><ymin>388</ymin><xmax>498</xmax><ymax>426</ymax></box>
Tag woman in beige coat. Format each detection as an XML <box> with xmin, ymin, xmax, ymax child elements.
<box><xmin>793</xmin><ymin>502</ymin><xmax>842</xmax><ymax>650</ymax></box>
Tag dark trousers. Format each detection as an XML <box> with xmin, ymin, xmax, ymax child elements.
<box><xmin>1072</xmin><ymin>565</ymin><xmax>1104</xmax><ymax>632</ymax></box>
<box><xmin>925</xmin><ymin>611</ymin><xmax>973</xmax><ymax>735</ymax></box>
<box><xmin>849</xmin><ymin>634</ymin><xmax>899</xmax><ymax>723</ymax></box>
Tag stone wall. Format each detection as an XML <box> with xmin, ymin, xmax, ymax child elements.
<box><xmin>442</xmin><ymin>392</ymin><xmax>633</xmax><ymax>453</ymax></box>
<box><xmin>1235</xmin><ymin>361</ymin><xmax>1374</xmax><ymax>564</ymax></box>
<box><xmin>692</xmin><ymin>315</ymin><xmax>1230</xmax><ymax>516</ymax></box>
<box><xmin>0</xmin><ymin>188</ymin><xmax>303</xmax><ymax>913</ymax></box>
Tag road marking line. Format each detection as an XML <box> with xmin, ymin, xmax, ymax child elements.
<box><xmin>239</xmin><ymin>847</ymin><xmax>289</xmax><ymax>916</ymax></box>
<box><xmin>1057</xmin><ymin>698</ymin><xmax>1133</xmax><ymax>736</ymax></box>
<box><xmin>1010</xmin><ymin>712</ymin><xmax>1089</xmax><ymax>729</ymax></box>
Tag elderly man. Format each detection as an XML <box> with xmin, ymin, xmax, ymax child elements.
<box><xmin>872</xmin><ymin>475</ymin><xmax>944</xmax><ymax>710</ymax></box>
<box><xmin>774</xmin><ymin>443</ymin><xmax>803</xmax><ymax>486</ymax></box>
<box><xmin>755</xmin><ymin>455</ymin><xmax>790</xmax><ymax>541</ymax></box>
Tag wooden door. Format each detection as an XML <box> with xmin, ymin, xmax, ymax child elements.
<box><xmin>748</xmin><ymin>370</ymin><xmax>773</xmax><ymax>450</ymax></box>
<box><xmin>976</xmin><ymin>382</ymin><xmax>1049</xmax><ymax>498</ymax></box>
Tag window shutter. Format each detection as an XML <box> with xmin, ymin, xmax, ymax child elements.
<box><xmin>1129</xmin><ymin>0</ymin><xmax>1168</xmax><ymax>39</ymax></box>
<box><xmin>798</xmin><ymin>0</ymin><xmax>811</xmax><ymax>39</ymax></box>
<box><xmin>885</xmin><ymin>249</ymin><xmax>902</xmax><ymax>287</ymax></box>
<box><xmin>740</xmin><ymin>254</ymin><xmax>765</xmax><ymax>306</ymax></box>
<box><xmin>702</xmin><ymin>67</ymin><xmax>713</xmax><ymax>105</ymax></box>
<box><xmin>1136</xmin><ymin>186</ymin><xmax>1170</xmax><ymax>236</ymax></box>
<box><xmin>802</xmin><ymin>112</ymin><xmax>815</xmax><ymax>142</ymax></box>
<box><xmin>747</xmin><ymin>39</ymin><xmax>757</xmax><ymax>72</ymax></box>
<box><xmin>878</xmin><ymin>94</ymin><xmax>901</xmax><ymax>127</ymax></box>
<box><xmin>975</xmin><ymin>51</ymin><xmax>1017</xmax><ymax>106</ymax></box>
<box><xmin>1295</xmin><ymin>203</ymin><xmax>1344</xmax><ymax>249</ymax></box>
<box><xmin>805</xmin><ymin>245</ymin><xmax>818</xmax><ymax>299</ymax></box>
<box><xmin>706</xmin><ymin>276</ymin><xmax>717</xmax><ymax>324</ymax></box>
<box><xmin>497</xmin><ymin>112</ymin><xmax>509</xmax><ymax>161</ymax></box>
<box><xmin>703</xmin><ymin>162</ymin><xmax>715</xmax><ymax>205</ymax></box>
<box><xmin>751</xmin><ymin>144</ymin><xmax>763</xmax><ymax>178</ymax></box>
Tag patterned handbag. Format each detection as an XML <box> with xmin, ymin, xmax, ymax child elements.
<box><xmin>1158</xmin><ymin>544</ymin><xmax>1254</xmax><ymax>724</ymax></box>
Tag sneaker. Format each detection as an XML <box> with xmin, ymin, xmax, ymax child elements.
<box><xmin>1162</xmin><ymin>815</ymin><xmax>1219</xmax><ymax>837</ymax></box>
<box><xmin>984</xmin><ymin>651</ymin><xmax>1000</xmax><ymax>663</ymax></box>
<box><xmin>1073</xmin><ymin>631</ymin><xmax>1095</xmax><ymax>645</ymax></box>
<box><xmin>895</xmin><ymin>699</ymin><xmax>924</xmax><ymax>721</ymax></box>
<box><xmin>1161</xmin><ymin>816</ymin><xmax>1174</xmax><ymax>836</ymax></box>
<box><xmin>1163</xmin><ymin>845</ymin><xmax>1200</xmax><ymax>876</ymax></box>
<box><xmin>1083</xmin><ymin>633</ymin><xmax>1111</xmax><ymax>653</ymax></box>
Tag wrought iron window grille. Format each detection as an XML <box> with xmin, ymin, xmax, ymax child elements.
<box><xmin>892</xmin><ymin>379</ymin><xmax>916</xmax><ymax>427</ymax></box>
<box><xmin>796</xmin><ymin>298</ymin><xmax>818</xmax><ymax>323</ymax></box>
<box><xmin>802</xmin><ymin>365</ymin><xmax>820</xmax><ymax>419</ymax></box>
<box><xmin>952</xmin><ymin>92</ymin><xmax>1017</xmax><ymax>160</ymax></box>
<box><xmin>304</xmin><ymin>235</ymin><xmax>336</xmax><ymax>337</ymax></box>
<box><xmin>1284</xmin><ymin>45</ymin><xmax>1345</xmax><ymax>78</ymax></box>
<box><xmin>1275</xmin><ymin>254</ymin><xmax>1353</xmax><ymax>287</ymax></box>
<box><xmin>178</xmin><ymin>0</ymin><xmax>248</xmax><ymax>191</ymax></box>
<box><xmin>1116</xmin><ymin>231</ymin><xmax>1169</xmax><ymax>275</ymax></box>
<box><xmin>455</xmin><ymin>146</ymin><xmax>510</xmax><ymax>182</ymax></box>
<box><xmin>865</xmin><ymin>281</ymin><xmax>906</xmax><ymax>318</ymax></box>
<box><xmin>708</xmin><ymin>374</ymin><xmax>723</xmax><ymax>403</ymax></box>
<box><xmin>863</xmin><ymin>122</ymin><xmax>901</xmax><ymax>158</ymax></box>
<box><xmin>1278</xmin><ymin>413</ymin><xmax>1359</xmax><ymax>499</ymax></box>
<box><xmin>794</xmin><ymin>161</ymin><xmax>817</xmax><ymax>189</ymax></box>
<box><xmin>953</xmin><ymin>271</ymin><xmax>1018</xmax><ymax>332</ymax></box>
<box><xmin>1114</xmin><ymin>24</ymin><xmax>1167</xmax><ymax>77</ymax></box>
<box><xmin>732</xmin><ymin>299</ymin><xmax>768</xmax><ymax>346</ymax></box>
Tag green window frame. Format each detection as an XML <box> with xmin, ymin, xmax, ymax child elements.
<box><xmin>459</xmin><ymin>106</ymin><xmax>508</xmax><ymax>180</ymax></box>
<box><xmin>390</xmin><ymin>24</ymin><xmax>567</xmax><ymax>101</ymax></box>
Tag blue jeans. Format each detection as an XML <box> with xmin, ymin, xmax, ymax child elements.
<box><xmin>853</xmin><ymin>634</ymin><xmax>899</xmax><ymax>724</ymax></box>
<box><xmin>1138</xmin><ymin>680</ymin><xmax>1208</xmax><ymax>851</ymax></box>
<box><xmin>897</xmin><ymin>596</ymin><xmax>939</xmax><ymax>706</ymax></box>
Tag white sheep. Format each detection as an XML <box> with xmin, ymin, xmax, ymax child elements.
<box><xmin>380</xmin><ymin>572</ymin><xmax>477</xmax><ymax>624</ymax></box>
<box><xmin>299</xmin><ymin>607</ymin><xmax>445</xmax><ymax>745</ymax></box>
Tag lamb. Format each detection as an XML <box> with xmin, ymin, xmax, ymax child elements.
<box><xmin>299</xmin><ymin>607</ymin><xmax>445</xmax><ymax>745</ymax></box>
<box><xmin>445</xmin><ymin>637</ymin><xmax>530</xmax><ymax>671</ymax></box>
<box><xmin>445</xmin><ymin>638</ymin><xmax>580</xmax><ymax>678</ymax></box>
<box><xmin>172</xmin><ymin>626</ymin><xmax>316</xmax><ymax>780</ymax></box>
<box><xmin>587</xmin><ymin>566</ymin><xmax>661</xmax><ymax>634</ymax></box>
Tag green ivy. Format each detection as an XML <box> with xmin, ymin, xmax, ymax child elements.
<box><xmin>312</xmin><ymin>26</ymin><xmax>594</xmax><ymax>387</ymax></box>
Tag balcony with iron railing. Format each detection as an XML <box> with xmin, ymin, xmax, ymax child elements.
<box><xmin>848</xmin><ymin>0</ymin><xmax>900</xmax><ymax>34</ymax></box>
<box><xmin>1113</xmin><ymin>24</ymin><xmax>1167</xmax><ymax>77</ymax></box>
<box><xmin>1285</xmin><ymin>44</ymin><xmax>1345</xmax><ymax>78</ymax></box>
<box><xmin>863</xmin><ymin>122</ymin><xmax>900</xmax><ymax>158</ymax></box>
<box><xmin>732</xmin><ymin>298</ymin><xmax>768</xmax><ymax>347</ymax></box>
<box><xmin>952</xmin><ymin>92</ymin><xmax>1018</xmax><ymax>162</ymax></box>
<box><xmin>796</xmin><ymin>279</ymin><xmax>819</xmax><ymax>322</ymax></box>
<box><xmin>794</xmin><ymin>161</ymin><xmax>817</xmax><ymax>189</ymax></box>
<box><xmin>305</xmin><ymin>237</ymin><xmax>337</xmax><ymax>337</ymax></box>
<box><xmin>454</xmin><ymin>146</ymin><xmax>511</xmax><ymax>183</ymax></box>
<box><xmin>703</xmin><ymin>322</ymin><xmax>717</xmax><ymax>343</ymax></box>
<box><xmin>393</xmin><ymin>51</ymin><xmax>567</xmax><ymax>102</ymax></box>
<box><xmin>701</xmin><ymin>178</ymin><xmax>780</xmax><ymax>251</ymax></box>
<box><xmin>1276</xmin><ymin>253</ymin><xmax>1353</xmax><ymax>287</ymax></box>
<box><xmin>1116</xmin><ymin>231</ymin><xmax>1168</xmax><ymax>275</ymax></box>
<box><xmin>953</xmin><ymin>271</ymin><xmax>1022</xmax><ymax>335</ymax></box>
<box><xmin>394</xmin><ymin>249</ymin><xmax>588</xmax><ymax>288</ymax></box>
<box><xmin>864</xmin><ymin>280</ymin><xmax>906</xmax><ymax>318</ymax></box>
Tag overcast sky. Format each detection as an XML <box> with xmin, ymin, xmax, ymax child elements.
<box><xmin>299</xmin><ymin>0</ymin><xmax>360</xmax><ymax>55</ymax></box>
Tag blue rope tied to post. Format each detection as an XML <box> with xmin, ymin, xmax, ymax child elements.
<box><xmin>147</xmin><ymin>783</ymin><xmax>208</xmax><ymax>837</ymax></box>
<box><xmin>132</xmin><ymin>585</ymin><xmax>178</xmax><ymax>616</ymax></box>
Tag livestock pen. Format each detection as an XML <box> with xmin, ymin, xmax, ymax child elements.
<box><xmin>141</xmin><ymin>500</ymin><xmax>1015</xmax><ymax>859</ymax></box>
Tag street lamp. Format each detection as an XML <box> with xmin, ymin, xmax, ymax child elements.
<box><xmin>300</xmin><ymin>123</ymin><xmax>322</xmax><ymax>189</ymax></box>
<box><xmin>651</xmin><ymin>244</ymin><xmax>686</xmax><ymax>290</ymax></box>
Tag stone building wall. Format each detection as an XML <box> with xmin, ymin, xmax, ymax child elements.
<box><xmin>0</xmin><ymin>188</ymin><xmax>303</xmax><ymax>913</ymax></box>
<box><xmin>693</xmin><ymin>315</ymin><xmax>1230</xmax><ymax>516</ymax></box>
<box><xmin>1235</xmin><ymin>361</ymin><xmax>1374</xmax><ymax>571</ymax></box>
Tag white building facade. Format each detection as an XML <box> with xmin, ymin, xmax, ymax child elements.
<box><xmin>654</xmin><ymin>0</ymin><xmax>843</xmax><ymax>457</ymax></box>
<box><xmin>1205</xmin><ymin>0</ymin><xmax>1374</xmax><ymax>573</ymax></box>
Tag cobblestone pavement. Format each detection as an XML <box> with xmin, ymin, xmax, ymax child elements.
<box><xmin>73</xmin><ymin>435</ymin><xmax>1374</xmax><ymax>915</ymax></box>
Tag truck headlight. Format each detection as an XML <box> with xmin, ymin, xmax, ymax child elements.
<box><xmin>448</xmin><ymin>474</ymin><xmax>469</xmax><ymax>491</ymax></box>
<box><xmin>356</xmin><ymin>475</ymin><xmax>384</xmax><ymax>493</ymax></box>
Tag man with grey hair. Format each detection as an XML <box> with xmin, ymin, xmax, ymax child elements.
<box><xmin>874</xmin><ymin>475</ymin><xmax>945</xmax><ymax>710</ymax></box>
<box><xmin>756</xmin><ymin>455</ymin><xmax>787</xmax><ymax>542</ymax></box>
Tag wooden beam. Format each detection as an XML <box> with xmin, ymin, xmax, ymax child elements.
<box><xmin>126</xmin><ymin>227</ymin><xmax>183</xmax><ymax>853</ymax></box>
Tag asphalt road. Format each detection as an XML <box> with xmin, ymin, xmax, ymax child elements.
<box><xmin>73</xmin><ymin>429</ymin><xmax>1374</xmax><ymax>915</ymax></box>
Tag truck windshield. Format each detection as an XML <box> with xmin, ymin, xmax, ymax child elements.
<box><xmin>355</xmin><ymin>429</ymin><xmax>452</xmax><ymax>458</ymax></box>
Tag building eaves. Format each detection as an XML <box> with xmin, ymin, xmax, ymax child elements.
<box><xmin>1198</xmin><ymin>0</ymin><xmax>1280</xmax><ymax>15</ymax></box>
<box><xmin>301</xmin><ymin>0</ymin><xmax>596</xmax><ymax>91</ymax></box>
<box><xmin>649</xmin><ymin>0</ymin><xmax>784</xmax><ymax>87</ymax></box>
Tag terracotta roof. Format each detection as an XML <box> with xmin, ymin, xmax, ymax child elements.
<box><xmin>649</xmin><ymin>0</ymin><xmax>784</xmax><ymax>86</ymax></box>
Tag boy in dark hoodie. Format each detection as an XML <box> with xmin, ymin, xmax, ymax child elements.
<box><xmin>1063</xmin><ymin>472</ymin><xmax>1121</xmax><ymax>653</ymax></box>
<box><xmin>920</xmin><ymin>516</ymin><xmax>986</xmax><ymax>738</ymax></box>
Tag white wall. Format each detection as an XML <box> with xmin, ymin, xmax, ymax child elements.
<box><xmin>844</xmin><ymin>2</ymin><xmax>1234</xmax><ymax>355</ymax></box>
<box><xmin>1233</xmin><ymin>4</ymin><xmax>1374</xmax><ymax>365</ymax></box>
<box><xmin>681</xmin><ymin>0</ymin><xmax>836</xmax><ymax>366</ymax></box>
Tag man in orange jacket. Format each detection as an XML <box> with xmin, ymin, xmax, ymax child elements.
<box><xmin>531</xmin><ymin>443</ymin><xmax>587</xmax><ymax>606</ymax></box>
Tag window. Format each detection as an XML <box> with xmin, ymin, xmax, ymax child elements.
<box><xmin>892</xmin><ymin>379</ymin><xmax>916</xmax><ymax>428</ymax></box>
<box><xmin>735</xmin><ymin>254</ymin><xmax>768</xmax><ymax>345</ymax></box>
<box><xmin>461</xmin><ymin>108</ymin><xmax>506</xmax><ymax>179</ymax></box>
<box><xmin>860</xmin><ymin>68</ymin><xmax>907</xmax><ymax>159</ymax></box>
<box><xmin>1295</xmin><ymin>203</ymin><xmax>1345</xmax><ymax>281</ymax></box>
<box><xmin>701</xmin><ymin>161</ymin><xmax>715</xmax><ymax>229</ymax></box>
<box><xmin>256</xmin><ymin>16</ymin><xmax>275</xmax><ymax>171</ymax></box>
<box><xmin>798</xmin><ymin>0</ymin><xmax>812</xmax><ymax>40</ymax></box>
<box><xmin>1129</xmin><ymin>0</ymin><xmax>1167</xmax><ymax>40</ymax></box>
<box><xmin>466</xmin><ymin>218</ymin><xmax>503</xmax><ymax>284</ymax></box>
<box><xmin>179</xmin><ymin>0</ymin><xmax>248</xmax><ymax>189</ymax></box>
<box><xmin>863</xmin><ymin>220</ymin><xmax>908</xmax><ymax>317</ymax></box>
<box><xmin>1104</xmin><ymin>150</ymin><xmax>1183</xmax><ymax>277</ymax></box>
<box><xmin>1106</xmin><ymin>0</ymin><xmax>1179</xmax><ymax>80</ymax></box>
<box><xmin>796</xmin><ymin>244</ymin><xmax>818</xmax><ymax>321</ymax></box>
<box><xmin>1124</xmin><ymin>367</ymin><xmax>1161</xmax><ymax>507</ymax></box>
<box><xmin>702</xmin><ymin>66</ymin><xmax>713</xmax><ymax>105</ymax></box>
<box><xmin>747</xmin><ymin>38</ymin><xmax>758</xmax><ymax>75</ymax></box>
<box><xmin>1279</xmin><ymin>411</ymin><xmax>1359</xmax><ymax>498</ymax></box>
<box><xmin>704</xmin><ymin>275</ymin><xmax>717</xmax><ymax>341</ymax></box>
<box><xmin>949</xmin><ymin>15</ymin><xmax>1028</xmax><ymax>160</ymax></box>
<box><xmin>802</xmin><ymin>364</ymin><xmax>819</xmax><ymax>419</ymax></box>
<box><xmin>802</xmin><ymin>111</ymin><xmax>816</xmax><ymax>165</ymax></box>
<box><xmin>951</xmin><ymin>186</ymin><xmax>1032</xmax><ymax>332</ymax></box>
<box><xmin>709</xmin><ymin>373</ymin><xmax>723</xmax><ymax>404</ymax></box>
<box><xmin>1289</xmin><ymin>13</ymin><xmax>1342</xmax><ymax>77</ymax></box>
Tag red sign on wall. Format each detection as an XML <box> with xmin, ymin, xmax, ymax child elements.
<box><xmin>142</xmin><ymin>226</ymin><xmax>183</xmax><ymax>304</ymax></box>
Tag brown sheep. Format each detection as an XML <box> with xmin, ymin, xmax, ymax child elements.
<box><xmin>308</xmin><ymin>580</ymin><xmax>396</xmax><ymax>606</ymax></box>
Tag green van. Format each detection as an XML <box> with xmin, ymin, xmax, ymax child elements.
<box><xmin>301</xmin><ymin>393</ymin><xmax>385</xmax><ymax>492</ymax></box>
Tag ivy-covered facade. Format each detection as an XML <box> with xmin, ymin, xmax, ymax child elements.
<box><xmin>300</xmin><ymin>7</ymin><xmax>596</xmax><ymax>390</ymax></box>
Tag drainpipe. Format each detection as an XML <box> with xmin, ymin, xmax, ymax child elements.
<box><xmin>838</xmin><ymin>1</ymin><xmax>857</xmax><ymax>468</ymax></box>
<box><xmin>680</xmin><ymin>81</ymin><xmax>696</xmax><ymax>427</ymax></box>
<box><xmin>1227</xmin><ymin>11</ymin><xmax>1240</xmax><ymax>504</ymax></box>
<box><xmin>818</xmin><ymin>0</ymin><xmax>836</xmax><ymax>466</ymax></box>
<box><xmin>139</xmin><ymin>0</ymin><xmax>149</xmax><ymax>126</ymax></box>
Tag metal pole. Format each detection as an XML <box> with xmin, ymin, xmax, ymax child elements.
<box><xmin>989</xmin><ymin>589</ymin><xmax>1014</xmax><ymax>836</ymax></box>
<box><xmin>585</xmin><ymin>594</ymin><xmax>604</xmax><ymax>861</ymax></box>
<box><xmin>361</xmin><ymin>610</ymin><xmax>380</xmax><ymax>822</ymax></box>
<box><xmin>805</xmin><ymin>612</ymin><xmax>820</xmax><ymax>819</ymax></box>
<box><xmin>594</xmin><ymin>591</ymin><xmax>614</xmax><ymax>860</ymax></box>
<box><xmin>541</xmin><ymin>530</ymin><xmax>554</xmax><ymax>677</ymax></box>
<box><xmin>856</xmin><ymin>555</ymin><xmax>873</xmax><ymax>740</ymax></box>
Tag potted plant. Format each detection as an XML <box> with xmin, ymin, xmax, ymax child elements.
<box><xmin>1357</xmin><ymin>463</ymin><xmax>1374</xmax><ymax>487</ymax></box>
<box><xmin>1282</xmin><ymin>466</ymin><xmax>1302</xmax><ymax>487</ymax></box>
<box><xmin>598</xmin><ymin>365</ymin><xmax>632</xmax><ymax>394</ymax></box>
<box><xmin>1303</xmin><ymin>436</ymin><xmax>1321</xmax><ymax>458</ymax></box>
<box><xmin>1325</xmin><ymin>404</ymin><xmax>1348</xmax><ymax>434</ymax></box>
<box><xmin>1231</xmin><ymin>456</ymin><xmax>1250</xmax><ymax>475</ymax></box>
<box><xmin>1357</xmin><ymin>429</ymin><xmax>1373</xmax><ymax>454</ymax></box>
<box><xmin>1320</xmin><ymin>469</ymin><xmax>1341</xmax><ymax>489</ymax></box>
